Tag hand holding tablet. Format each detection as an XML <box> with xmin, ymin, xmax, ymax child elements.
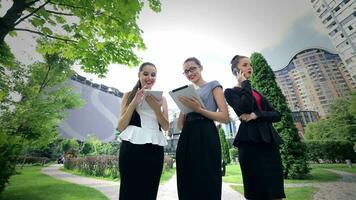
<box><xmin>169</xmin><ymin>85</ymin><xmax>205</xmax><ymax>114</ymax></box>
<box><xmin>141</xmin><ymin>90</ymin><xmax>163</xmax><ymax>109</ymax></box>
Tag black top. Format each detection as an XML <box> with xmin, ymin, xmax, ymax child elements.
<box><xmin>224</xmin><ymin>80</ymin><xmax>283</xmax><ymax>146</ymax></box>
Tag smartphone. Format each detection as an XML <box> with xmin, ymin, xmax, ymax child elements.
<box><xmin>232</xmin><ymin>67</ymin><xmax>240</xmax><ymax>76</ymax></box>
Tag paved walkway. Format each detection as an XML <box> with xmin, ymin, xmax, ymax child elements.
<box><xmin>42</xmin><ymin>165</ymin><xmax>119</xmax><ymax>200</ymax></box>
<box><xmin>42</xmin><ymin>164</ymin><xmax>245</xmax><ymax>200</ymax></box>
<box><xmin>312</xmin><ymin>169</ymin><xmax>356</xmax><ymax>200</ymax></box>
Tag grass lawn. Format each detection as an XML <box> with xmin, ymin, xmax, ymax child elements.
<box><xmin>61</xmin><ymin>166</ymin><xmax>175</xmax><ymax>184</ymax></box>
<box><xmin>0</xmin><ymin>166</ymin><xmax>108</xmax><ymax>200</ymax></box>
<box><xmin>311</xmin><ymin>163</ymin><xmax>356</xmax><ymax>174</ymax></box>
<box><xmin>223</xmin><ymin>164</ymin><xmax>340</xmax><ymax>184</ymax></box>
<box><xmin>159</xmin><ymin>168</ymin><xmax>176</xmax><ymax>184</ymax></box>
<box><xmin>231</xmin><ymin>185</ymin><xmax>315</xmax><ymax>200</ymax></box>
<box><xmin>284</xmin><ymin>168</ymin><xmax>340</xmax><ymax>184</ymax></box>
<box><xmin>222</xmin><ymin>164</ymin><xmax>243</xmax><ymax>184</ymax></box>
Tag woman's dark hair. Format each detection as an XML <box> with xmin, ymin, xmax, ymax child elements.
<box><xmin>183</xmin><ymin>57</ymin><xmax>202</xmax><ymax>66</ymax></box>
<box><xmin>230</xmin><ymin>55</ymin><xmax>247</xmax><ymax>75</ymax></box>
<box><xmin>126</xmin><ymin>62</ymin><xmax>156</xmax><ymax>106</ymax></box>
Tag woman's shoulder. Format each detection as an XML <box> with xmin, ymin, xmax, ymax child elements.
<box><xmin>224</xmin><ymin>86</ymin><xmax>243</xmax><ymax>98</ymax></box>
<box><xmin>225</xmin><ymin>86</ymin><xmax>241</xmax><ymax>93</ymax></box>
<box><xmin>206</xmin><ymin>80</ymin><xmax>222</xmax><ymax>89</ymax></box>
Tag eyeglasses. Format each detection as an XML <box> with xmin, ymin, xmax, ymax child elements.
<box><xmin>183</xmin><ymin>66</ymin><xmax>198</xmax><ymax>75</ymax></box>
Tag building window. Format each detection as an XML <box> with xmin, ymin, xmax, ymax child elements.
<box><xmin>334</xmin><ymin>6</ymin><xmax>340</xmax><ymax>13</ymax></box>
<box><xmin>346</xmin><ymin>58</ymin><xmax>352</xmax><ymax>64</ymax></box>
<box><xmin>327</xmin><ymin>21</ymin><xmax>336</xmax><ymax>29</ymax></box>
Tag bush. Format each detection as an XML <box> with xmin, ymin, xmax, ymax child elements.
<box><xmin>18</xmin><ymin>156</ymin><xmax>50</xmax><ymax>166</ymax></box>
<box><xmin>306</xmin><ymin>140</ymin><xmax>356</xmax><ymax>163</ymax></box>
<box><xmin>164</xmin><ymin>155</ymin><xmax>174</xmax><ymax>169</ymax></box>
<box><xmin>64</xmin><ymin>155</ymin><xmax>119</xmax><ymax>179</ymax></box>
<box><xmin>0</xmin><ymin>134</ymin><xmax>21</xmax><ymax>193</ymax></box>
<box><xmin>229</xmin><ymin>148</ymin><xmax>238</xmax><ymax>163</ymax></box>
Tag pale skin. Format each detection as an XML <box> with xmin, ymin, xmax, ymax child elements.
<box><xmin>234</xmin><ymin>57</ymin><xmax>257</xmax><ymax>123</ymax></box>
<box><xmin>177</xmin><ymin>60</ymin><xmax>229</xmax><ymax>130</ymax></box>
<box><xmin>117</xmin><ymin>65</ymin><xmax>169</xmax><ymax>132</ymax></box>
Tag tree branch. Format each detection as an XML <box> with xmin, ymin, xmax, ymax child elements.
<box><xmin>48</xmin><ymin>1</ymin><xmax>84</xmax><ymax>10</ymax></box>
<box><xmin>45</xmin><ymin>9</ymin><xmax>74</xmax><ymax>16</ymax></box>
<box><xmin>38</xmin><ymin>61</ymin><xmax>52</xmax><ymax>93</ymax></box>
<box><xmin>25</xmin><ymin>0</ymin><xmax>41</xmax><ymax>7</ymax></box>
<box><xmin>14</xmin><ymin>28</ymin><xmax>76</xmax><ymax>42</ymax></box>
<box><xmin>14</xmin><ymin>0</ymin><xmax>50</xmax><ymax>26</ymax></box>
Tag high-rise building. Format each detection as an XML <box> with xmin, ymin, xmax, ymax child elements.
<box><xmin>275</xmin><ymin>47</ymin><xmax>354</xmax><ymax>117</ymax></box>
<box><xmin>309</xmin><ymin>0</ymin><xmax>356</xmax><ymax>81</ymax></box>
<box><xmin>59</xmin><ymin>75</ymin><xmax>122</xmax><ymax>142</ymax></box>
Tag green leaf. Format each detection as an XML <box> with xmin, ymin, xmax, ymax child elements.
<box><xmin>42</xmin><ymin>27</ymin><xmax>53</xmax><ymax>35</ymax></box>
<box><xmin>77</xmin><ymin>39</ymin><xmax>89</xmax><ymax>48</ymax></box>
<box><xmin>8</xmin><ymin>31</ymin><xmax>17</xmax><ymax>37</ymax></box>
<box><xmin>30</xmin><ymin>18</ymin><xmax>46</xmax><ymax>27</ymax></box>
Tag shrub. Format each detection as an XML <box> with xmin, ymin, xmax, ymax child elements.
<box><xmin>164</xmin><ymin>155</ymin><xmax>174</xmax><ymax>169</ymax></box>
<box><xmin>64</xmin><ymin>155</ymin><xmax>119</xmax><ymax>179</ymax></box>
<box><xmin>229</xmin><ymin>148</ymin><xmax>238</xmax><ymax>163</ymax></box>
<box><xmin>306</xmin><ymin>140</ymin><xmax>355</xmax><ymax>163</ymax></box>
<box><xmin>0</xmin><ymin>134</ymin><xmax>21</xmax><ymax>193</ymax></box>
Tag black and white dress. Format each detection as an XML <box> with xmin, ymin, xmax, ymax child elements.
<box><xmin>118</xmin><ymin>104</ymin><xmax>167</xmax><ymax>200</ymax></box>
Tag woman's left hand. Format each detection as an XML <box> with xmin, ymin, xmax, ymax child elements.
<box><xmin>179</xmin><ymin>96</ymin><xmax>203</xmax><ymax>113</ymax></box>
<box><xmin>146</xmin><ymin>95</ymin><xmax>162</xmax><ymax>113</ymax></box>
<box><xmin>239</xmin><ymin>112</ymin><xmax>257</xmax><ymax>122</ymax></box>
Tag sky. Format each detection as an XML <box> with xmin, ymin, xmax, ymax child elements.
<box><xmin>3</xmin><ymin>0</ymin><xmax>336</xmax><ymax>111</ymax></box>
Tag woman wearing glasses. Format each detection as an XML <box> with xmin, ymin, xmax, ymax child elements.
<box><xmin>176</xmin><ymin>57</ymin><xmax>229</xmax><ymax>200</ymax></box>
<box><xmin>224</xmin><ymin>55</ymin><xmax>285</xmax><ymax>200</ymax></box>
<box><xmin>116</xmin><ymin>62</ymin><xmax>169</xmax><ymax>200</ymax></box>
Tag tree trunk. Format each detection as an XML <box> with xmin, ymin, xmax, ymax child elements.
<box><xmin>0</xmin><ymin>0</ymin><xmax>27</xmax><ymax>42</ymax></box>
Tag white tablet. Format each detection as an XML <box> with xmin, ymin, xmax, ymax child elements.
<box><xmin>169</xmin><ymin>84</ymin><xmax>205</xmax><ymax>114</ymax></box>
<box><xmin>140</xmin><ymin>90</ymin><xmax>163</xmax><ymax>109</ymax></box>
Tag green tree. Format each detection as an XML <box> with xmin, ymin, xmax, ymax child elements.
<box><xmin>1</xmin><ymin>54</ymin><xmax>84</xmax><ymax>143</ymax></box>
<box><xmin>250</xmin><ymin>52</ymin><xmax>309</xmax><ymax>179</ymax></box>
<box><xmin>0</xmin><ymin>54</ymin><xmax>84</xmax><ymax>192</ymax></box>
<box><xmin>61</xmin><ymin>138</ymin><xmax>80</xmax><ymax>155</ymax></box>
<box><xmin>0</xmin><ymin>0</ymin><xmax>161</xmax><ymax>76</ymax></box>
<box><xmin>218</xmin><ymin>128</ymin><xmax>231</xmax><ymax>164</ymax></box>
<box><xmin>79</xmin><ymin>135</ymin><xmax>102</xmax><ymax>156</ymax></box>
<box><xmin>305</xmin><ymin>92</ymin><xmax>356</xmax><ymax>145</ymax></box>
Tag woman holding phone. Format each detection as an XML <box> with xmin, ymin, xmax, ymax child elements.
<box><xmin>224</xmin><ymin>55</ymin><xmax>285</xmax><ymax>200</ymax></box>
<box><xmin>116</xmin><ymin>62</ymin><xmax>169</xmax><ymax>200</ymax></box>
<box><xmin>176</xmin><ymin>57</ymin><xmax>229</xmax><ymax>200</ymax></box>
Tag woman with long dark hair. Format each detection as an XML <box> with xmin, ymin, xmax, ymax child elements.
<box><xmin>224</xmin><ymin>55</ymin><xmax>285</xmax><ymax>200</ymax></box>
<box><xmin>116</xmin><ymin>62</ymin><xmax>169</xmax><ymax>200</ymax></box>
<box><xmin>176</xmin><ymin>57</ymin><xmax>229</xmax><ymax>200</ymax></box>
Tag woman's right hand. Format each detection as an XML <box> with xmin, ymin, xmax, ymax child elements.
<box><xmin>237</xmin><ymin>70</ymin><xmax>246</xmax><ymax>83</ymax></box>
<box><xmin>131</xmin><ymin>86</ymin><xmax>147</xmax><ymax>106</ymax></box>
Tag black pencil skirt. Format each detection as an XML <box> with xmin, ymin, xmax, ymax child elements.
<box><xmin>119</xmin><ymin>140</ymin><xmax>164</xmax><ymax>200</ymax></box>
<box><xmin>176</xmin><ymin>114</ymin><xmax>222</xmax><ymax>200</ymax></box>
<box><xmin>238</xmin><ymin>141</ymin><xmax>285</xmax><ymax>200</ymax></box>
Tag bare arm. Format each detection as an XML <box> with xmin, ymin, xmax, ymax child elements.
<box><xmin>197</xmin><ymin>87</ymin><xmax>230</xmax><ymax>123</ymax></box>
<box><xmin>177</xmin><ymin>112</ymin><xmax>185</xmax><ymax>130</ymax></box>
<box><xmin>117</xmin><ymin>88</ymin><xmax>145</xmax><ymax>132</ymax></box>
